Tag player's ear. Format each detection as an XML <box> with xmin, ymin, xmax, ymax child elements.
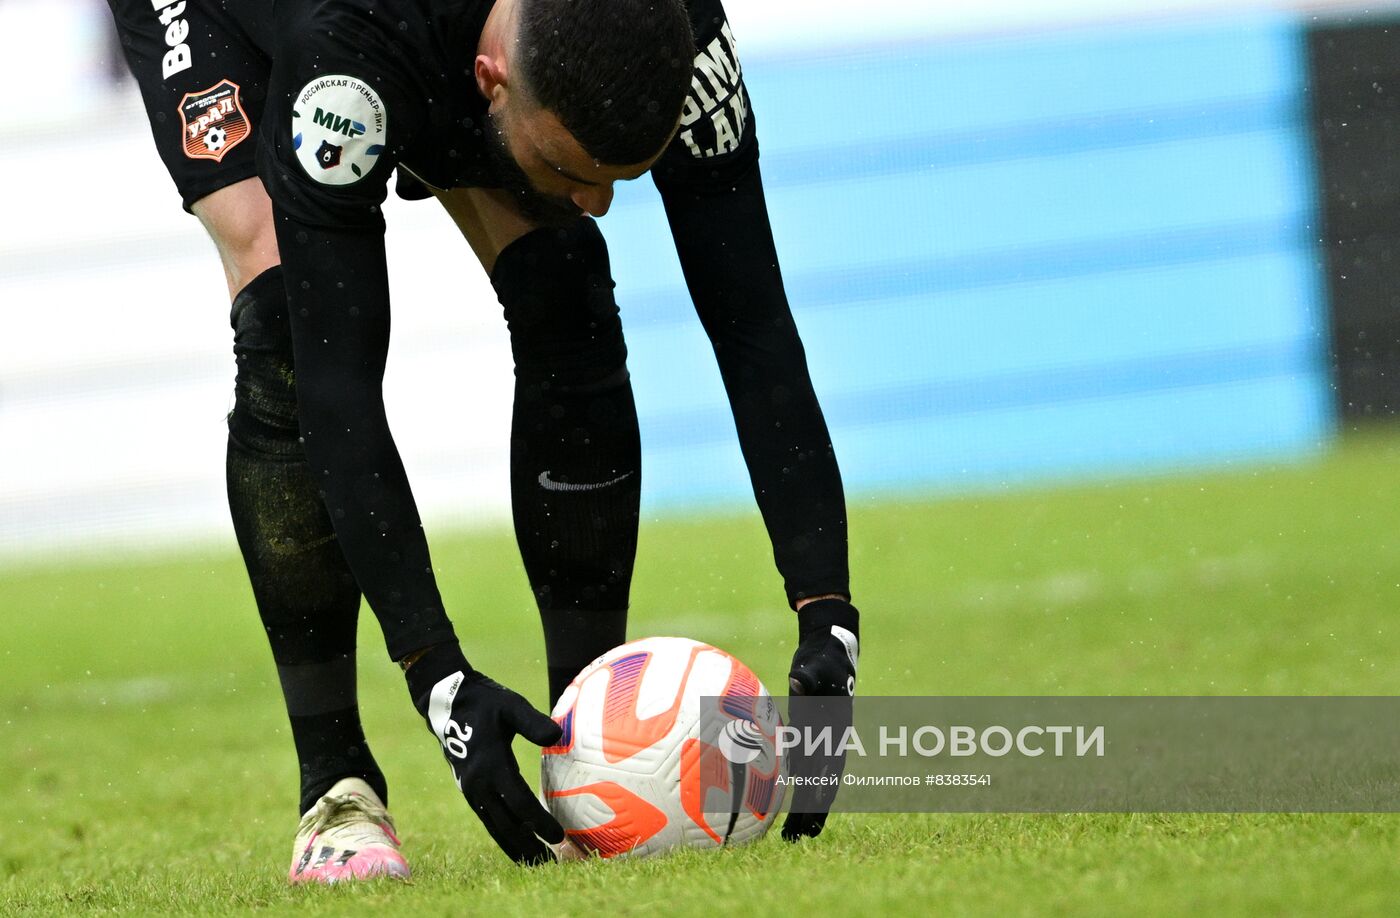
<box><xmin>475</xmin><ymin>54</ymin><xmax>509</xmax><ymax>108</ymax></box>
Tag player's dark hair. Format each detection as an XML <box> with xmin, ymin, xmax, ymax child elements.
<box><xmin>516</xmin><ymin>0</ymin><xmax>696</xmax><ymax>165</ymax></box>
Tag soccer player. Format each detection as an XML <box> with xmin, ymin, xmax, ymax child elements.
<box><xmin>107</xmin><ymin>0</ymin><xmax>860</xmax><ymax>879</ymax></box>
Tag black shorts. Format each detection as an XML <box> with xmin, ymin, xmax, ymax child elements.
<box><xmin>109</xmin><ymin>0</ymin><xmax>272</xmax><ymax>212</ymax></box>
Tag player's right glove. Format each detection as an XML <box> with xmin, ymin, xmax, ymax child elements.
<box><xmin>782</xmin><ymin>598</ymin><xmax>860</xmax><ymax>843</ymax></box>
<box><xmin>405</xmin><ymin>643</ymin><xmax>565</xmax><ymax>864</ymax></box>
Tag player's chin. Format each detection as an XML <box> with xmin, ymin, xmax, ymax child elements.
<box><xmin>511</xmin><ymin>189</ymin><xmax>585</xmax><ymax>226</ymax></box>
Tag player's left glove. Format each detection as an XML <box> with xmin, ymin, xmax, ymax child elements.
<box><xmin>782</xmin><ymin>597</ymin><xmax>859</xmax><ymax>843</ymax></box>
<box><xmin>404</xmin><ymin>643</ymin><xmax>566</xmax><ymax>864</ymax></box>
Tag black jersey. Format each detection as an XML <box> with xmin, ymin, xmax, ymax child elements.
<box><xmin>111</xmin><ymin>0</ymin><xmax>849</xmax><ymax>638</ymax></box>
<box><xmin>254</xmin><ymin>0</ymin><xmax>752</xmax><ymax>228</ymax></box>
<box><xmin>255</xmin><ymin>0</ymin><xmax>492</xmax><ymax>227</ymax></box>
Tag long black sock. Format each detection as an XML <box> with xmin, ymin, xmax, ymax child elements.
<box><xmin>278</xmin><ymin>656</ymin><xmax>382</xmax><ymax>813</ymax></box>
<box><xmin>492</xmin><ymin>220</ymin><xmax>639</xmax><ymax>706</ymax></box>
<box><xmin>510</xmin><ymin>366</ymin><xmax>641</xmax><ymax>618</ymax></box>
<box><xmin>538</xmin><ymin>607</ymin><xmax>628</xmax><ymax>706</ymax></box>
<box><xmin>513</xmin><ymin>370</ymin><xmax>637</xmax><ymax>706</ymax></box>
<box><xmin>225</xmin><ymin>266</ymin><xmax>387</xmax><ymax>814</ymax></box>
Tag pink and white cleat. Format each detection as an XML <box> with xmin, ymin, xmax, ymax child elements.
<box><xmin>288</xmin><ymin>778</ymin><xmax>411</xmax><ymax>884</ymax></box>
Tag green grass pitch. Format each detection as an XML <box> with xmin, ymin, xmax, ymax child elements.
<box><xmin>3</xmin><ymin>429</ymin><xmax>1399</xmax><ymax>915</ymax></box>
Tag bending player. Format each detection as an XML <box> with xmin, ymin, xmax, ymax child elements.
<box><xmin>108</xmin><ymin>0</ymin><xmax>859</xmax><ymax>879</ymax></box>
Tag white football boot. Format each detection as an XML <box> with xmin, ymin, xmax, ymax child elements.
<box><xmin>288</xmin><ymin>777</ymin><xmax>411</xmax><ymax>884</ymax></box>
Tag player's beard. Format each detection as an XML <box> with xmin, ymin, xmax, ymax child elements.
<box><xmin>485</xmin><ymin>109</ymin><xmax>584</xmax><ymax>226</ymax></box>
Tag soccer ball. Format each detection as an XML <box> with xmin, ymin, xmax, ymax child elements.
<box><xmin>541</xmin><ymin>637</ymin><xmax>785</xmax><ymax>858</ymax></box>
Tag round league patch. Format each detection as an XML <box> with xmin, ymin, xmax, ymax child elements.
<box><xmin>291</xmin><ymin>74</ymin><xmax>387</xmax><ymax>185</ymax></box>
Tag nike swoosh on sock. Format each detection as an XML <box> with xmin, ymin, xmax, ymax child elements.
<box><xmin>537</xmin><ymin>470</ymin><xmax>635</xmax><ymax>492</ymax></box>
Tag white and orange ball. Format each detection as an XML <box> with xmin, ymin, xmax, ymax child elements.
<box><xmin>541</xmin><ymin>637</ymin><xmax>785</xmax><ymax>858</ymax></box>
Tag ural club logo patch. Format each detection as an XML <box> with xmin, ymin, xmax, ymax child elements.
<box><xmin>179</xmin><ymin>79</ymin><xmax>250</xmax><ymax>162</ymax></box>
<box><xmin>291</xmin><ymin>74</ymin><xmax>387</xmax><ymax>185</ymax></box>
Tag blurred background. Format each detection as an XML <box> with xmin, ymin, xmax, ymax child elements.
<box><xmin>0</xmin><ymin>0</ymin><xmax>1397</xmax><ymax>560</ymax></box>
<box><xmin>8</xmin><ymin>3</ymin><xmax>1400</xmax><ymax>910</ymax></box>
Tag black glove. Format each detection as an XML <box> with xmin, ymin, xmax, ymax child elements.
<box><xmin>782</xmin><ymin>598</ymin><xmax>859</xmax><ymax>843</ymax></box>
<box><xmin>406</xmin><ymin>643</ymin><xmax>565</xmax><ymax>864</ymax></box>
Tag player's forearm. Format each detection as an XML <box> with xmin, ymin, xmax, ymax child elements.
<box><xmin>657</xmin><ymin>160</ymin><xmax>851</xmax><ymax>607</ymax></box>
<box><xmin>273</xmin><ymin>214</ymin><xmax>457</xmax><ymax>658</ymax></box>
<box><xmin>715</xmin><ymin>326</ymin><xmax>851</xmax><ymax>608</ymax></box>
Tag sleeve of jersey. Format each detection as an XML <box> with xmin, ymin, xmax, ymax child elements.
<box><xmin>256</xmin><ymin>46</ymin><xmax>457</xmax><ymax>658</ymax></box>
<box><xmin>651</xmin><ymin>4</ymin><xmax>851</xmax><ymax>607</ymax></box>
